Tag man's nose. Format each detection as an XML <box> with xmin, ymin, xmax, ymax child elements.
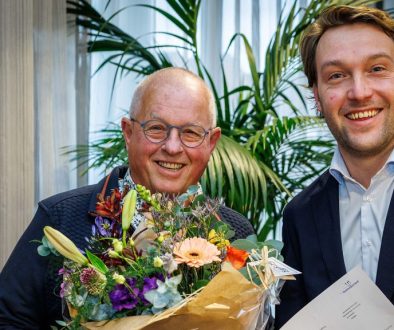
<box><xmin>347</xmin><ymin>74</ymin><xmax>373</xmax><ymax>101</ymax></box>
<box><xmin>162</xmin><ymin>128</ymin><xmax>183</xmax><ymax>154</ymax></box>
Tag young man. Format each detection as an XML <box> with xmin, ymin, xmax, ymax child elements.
<box><xmin>0</xmin><ymin>68</ymin><xmax>254</xmax><ymax>328</ymax></box>
<box><xmin>276</xmin><ymin>5</ymin><xmax>394</xmax><ymax>328</ymax></box>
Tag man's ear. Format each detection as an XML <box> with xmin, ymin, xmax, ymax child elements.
<box><xmin>313</xmin><ymin>85</ymin><xmax>322</xmax><ymax>114</ymax></box>
<box><xmin>121</xmin><ymin>117</ymin><xmax>132</xmax><ymax>150</ymax></box>
<box><xmin>208</xmin><ymin>127</ymin><xmax>221</xmax><ymax>153</ymax></box>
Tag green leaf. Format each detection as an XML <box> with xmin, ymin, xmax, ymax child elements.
<box><xmin>238</xmin><ymin>267</ymin><xmax>262</xmax><ymax>286</ymax></box>
<box><xmin>263</xmin><ymin>239</ymin><xmax>284</xmax><ymax>253</ymax></box>
<box><xmin>37</xmin><ymin>245</ymin><xmax>51</xmax><ymax>257</ymax></box>
<box><xmin>231</xmin><ymin>239</ymin><xmax>258</xmax><ymax>252</ymax></box>
<box><xmin>55</xmin><ymin>320</ymin><xmax>68</xmax><ymax>327</ymax></box>
<box><xmin>194</xmin><ymin>279</ymin><xmax>209</xmax><ymax>290</ymax></box>
<box><xmin>86</xmin><ymin>250</ymin><xmax>108</xmax><ymax>274</ymax></box>
<box><xmin>245</xmin><ymin>234</ymin><xmax>258</xmax><ymax>243</ymax></box>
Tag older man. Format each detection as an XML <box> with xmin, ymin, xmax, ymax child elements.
<box><xmin>276</xmin><ymin>5</ymin><xmax>394</xmax><ymax>328</ymax></box>
<box><xmin>0</xmin><ymin>68</ymin><xmax>254</xmax><ymax>328</ymax></box>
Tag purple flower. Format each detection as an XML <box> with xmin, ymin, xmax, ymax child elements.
<box><xmin>139</xmin><ymin>275</ymin><xmax>163</xmax><ymax>305</ymax></box>
<box><xmin>127</xmin><ymin>278</ymin><xmax>137</xmax><ymax>287</ymax></box>
<box><xmin>58</xmin><ymin>268</ymin><xmax>67</xmax><ymax>276</ymax></box>
<box><xmin>60</xmin><ymin>281</ymin><xmax>72</xmax><ymax>298</ymax></box>
<box><xmin>143</xmin><ymin>277</ymin><xmax>159</xmax><ymax>292</ymax></box>
<box><xmin>94</xmin><ymin>216</ymin><xmax>114</xmax><ymax>237</ymax></box>
<box><xmin>109</xmin><ymin>278</ymin><xmax>140</xmax><ymax>311</ymax></box>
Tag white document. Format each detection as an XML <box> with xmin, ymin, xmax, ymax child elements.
<box><xmin>281</xmin><ymin>266</ymin><xmax>394</xmax><ymax>330</ymax></box>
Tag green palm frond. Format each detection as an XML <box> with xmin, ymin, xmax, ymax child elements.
<box><xmin>201</xmin><ymin>136</ymin><xmax>269</xmax><ymax>226</ymax></box>
<box><xmin>63</xmin><ymin>125</ymin><xmax>127</xmax><ymax>176</ymax></box>
<box><xmin>67</xmin><ymin>0</ymin><xmax>169</xmax><ymax>74</ymax></box>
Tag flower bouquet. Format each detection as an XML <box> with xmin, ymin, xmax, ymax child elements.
<box><xmin>40</xmin><ymin>184</ymin><xmax>297</xmax><ymax>329</ymax></box>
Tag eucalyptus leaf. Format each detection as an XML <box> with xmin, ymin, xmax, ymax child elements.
<box><xmin>238</xmin><ymin>266</ymin><xmax>262</xmax><ymax>286</ymax></box>
<box><xmin>231</xmin><ymin>239</ymin><xmax>259</xmax><ymax>252</ymax></box>
<box><xmin>37</xmin><ymin>245</ymin><xmax>51</xmax><ymax>257</ymax></box>
<box><xmin>226</xmin><ymin>229</ymin><xmax>235</xmax><ymax>240</ymax></box>
<box><xmin>245</xmin><ymin>234</ymin><xmax>258</xmax><ymax>243</ymax></box>
<box><xmin>263</xmin><ymin>239</ymin><xmax>284</xmax><ymax>253</ymax></box>
<box><xmin>55</xmin><ymin>320</ymin><xmax>68</xmax><ymax>326</ymax></box>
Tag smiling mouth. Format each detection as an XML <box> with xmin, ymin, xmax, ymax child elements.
<box><xmin>346</xmin><ymin>109</ymin><xmax>380</xmax><ymax>120</ymax></box>
<box><xmin>157</xmin><ymin>161</ymin><xmax>185</xmax><ymax>171</ymax></box>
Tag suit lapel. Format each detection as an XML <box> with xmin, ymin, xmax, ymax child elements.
<box><xmin>376</xmin><ymin>192</ymin><xmax>394</xmax><ymax>301</ymax></box>
<box><xmin>312</xmin><ymin>173</ymin><xmax>347</xmax><ymax>283</ymax></box>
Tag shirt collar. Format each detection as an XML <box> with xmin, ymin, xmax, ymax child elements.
<box><xmin>329</xmin><ymin>147</ymin><xmax>349</xmax><ymax>185</ymax></box>
<box><xmin>329</xmin><ymin>146</ymin><xmax>394</xmax><ymax>185</ymax></box>
<box><xmin>118</xmin><ymin>168</ymin><xmax>136</xmax><ymax>193</ymax></box>
<box><xmin>118</xmin><ymin>169</ymin><xmax>145</xmax><ymax>229</ymax></box>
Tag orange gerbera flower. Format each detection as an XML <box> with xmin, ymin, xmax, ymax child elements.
<box><xmin>225</xmin><ymin>246</ymin><xmax>249</xmax><ymax>270</ymax></box>
<box><xmin>173</xmin><ymin>237</ymin><xmax>221</xmax><ymax>268</ymax></box>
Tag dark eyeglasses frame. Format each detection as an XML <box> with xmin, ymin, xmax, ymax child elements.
<box><xmin>130</xmin><ymin>118</ymin><xmax>212</xmax><ymax>148</ymax></box>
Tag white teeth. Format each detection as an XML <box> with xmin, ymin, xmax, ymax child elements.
<box><xmin>347</xmin><ymin>110</ymin><xmax>379</xmax><ymax>120</ymax></box>
<box><xmin>158</xmin><ymin>161</ymin><xmax>183</xmax><ymax>170</ymax></box>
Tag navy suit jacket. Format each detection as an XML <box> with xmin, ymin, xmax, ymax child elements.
<box><xmin>275</xmin><ymin>170</ymin><xmax>394</xmax><ymax>328</ymax></box>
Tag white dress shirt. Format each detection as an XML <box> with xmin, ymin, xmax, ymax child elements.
<box><xmin>329</xmin><ymin>147</ymin><xmax>394</xmax><ymax>282</ymax></box>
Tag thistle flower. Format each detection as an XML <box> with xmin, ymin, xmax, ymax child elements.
<box><xmin>173</xmin><ymin>237</ymin><xmax>221</xmax><ymax>268</ymax></box>
<box><xmin>44</xmin><ymin>226</ymin><xmax>88</xmax><ymax>265</ymax></box>
<box><xmin>80</xmin><ymin>267</ymin><xmax>107</xmax><ymax>295</ymax></box>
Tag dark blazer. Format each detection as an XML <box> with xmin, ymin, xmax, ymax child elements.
<box><xmin>275</xmin><ymin>170</ymin><xmax>394</xmax><ymax>329</ymax></box>
<box><xmin>0</xmin><ymin>166</ymin><xmax>254</xmax><ymax>329</ymax></box>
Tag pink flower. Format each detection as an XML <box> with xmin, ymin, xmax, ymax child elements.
<box><xmin>79</xmin><ymin>267</ymin><xmax>106</xmax><ymax>295</ymax></box>
<box><xmin>173</xmin><ymin>237</ymin><xmax>221</xmax><ymax>268</ymax></box>
<box><xmin>80</xmin><ymin>267</ymin><xmax>97</xmax><ymax>285</ymax></box>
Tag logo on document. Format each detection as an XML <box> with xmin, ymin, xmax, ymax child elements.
<box><xmin>342</xmin><ymin>279</ymin><xmax>359</xmax><ymax>293</ymax></box>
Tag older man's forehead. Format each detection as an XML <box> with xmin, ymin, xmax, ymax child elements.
<box><xmin>140</xmin><ymin>79</ymin><xmax>210</xmax><ymax>112</ymax></box>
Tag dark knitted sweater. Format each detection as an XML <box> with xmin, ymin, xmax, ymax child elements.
<box><xmin>0</xmin><ymin>166</ymin><xmax>254</xmax><ymax>329</ymax></box>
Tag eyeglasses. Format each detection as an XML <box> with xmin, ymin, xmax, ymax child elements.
<box><xmin>130</xmin><ymin>118</ymin><xmax>211</xmax><ymax>148</ymax></box>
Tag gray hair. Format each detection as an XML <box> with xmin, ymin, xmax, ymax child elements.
<box><xmin>129</xmin><ymin>67</ymin><xmax>217</xmax><ymax>127</ymax></box>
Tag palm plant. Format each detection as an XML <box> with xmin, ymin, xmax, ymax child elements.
<box><xmin>67</xmin><ymin>0</ymin><xmax>376</xmax><ymax>239</ymax></box>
